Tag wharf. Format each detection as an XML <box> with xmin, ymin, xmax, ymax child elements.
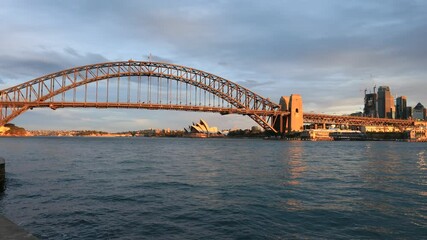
<box><xmin>0</xmin><ymin>215</ymin><xmax>38</xmax><ymax>239</ymax></box>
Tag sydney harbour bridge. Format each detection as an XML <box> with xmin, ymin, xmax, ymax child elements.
<box><xmin>0</xmin><ymin>60</ymin><xmax>415</xmax><ymax>134</ymax></box>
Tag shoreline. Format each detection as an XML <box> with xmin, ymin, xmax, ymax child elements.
<box><xmin>1</xmin><ymin>135</ymin><xmax>426</xmax><ymax>142</ymax></box>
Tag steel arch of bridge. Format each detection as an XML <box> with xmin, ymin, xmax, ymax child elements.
<box><xmin>0</xmin><ymin>60</ymin><xmax>285</xmax><ymax>132</ymax></box>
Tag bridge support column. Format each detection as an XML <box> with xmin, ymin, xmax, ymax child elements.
<box><xmin>288</xmin><ymin>94</ymin><xmax>303</xmax><ymax>132</ymax></box>
<box><xmin>274</xmin><ymin>94</ymin><xmax>303</xmax><ymax>134</ymax></box>
<box><xmin>273</xmin><ymin>96</ymin><xmax>290</xmax><ymax>134</ymax></box>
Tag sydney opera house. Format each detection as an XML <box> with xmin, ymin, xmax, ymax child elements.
<box><xmin>184</xmin><ymin>119</ymin><xmax>222</xmax><ymax>138</ymax></box>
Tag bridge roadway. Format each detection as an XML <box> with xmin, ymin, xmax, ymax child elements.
<box><xmin>2</xmin><ymin>100</ymin><xmax>415</xmax><ymax>128</ymax></box>
<box><xmin>4</xmin><ymin>101</ymin><xmax>282</xmax><ymax>116</ymax></box>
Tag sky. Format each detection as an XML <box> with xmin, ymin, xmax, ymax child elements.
<box><xmin>1</xmin><ymin>0</ymin><xmax>426</xmax><ymax>131</ymax></box>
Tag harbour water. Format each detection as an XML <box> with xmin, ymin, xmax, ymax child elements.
<box><xmin>0</xmin><ymin>137</ymin><xmax>426</xmax><ymax>239</ymax></box>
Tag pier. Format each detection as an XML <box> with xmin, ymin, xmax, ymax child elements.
<box><xmin>0</xmin><ymin>216</ymin><xmax>38</xmax><ymax>240</ymax></box>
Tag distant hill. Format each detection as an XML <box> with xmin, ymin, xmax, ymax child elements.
<box><xmin>0</xmin><ymin>124</ymin><xmax>30</xmax><ymax>136</ymax></box>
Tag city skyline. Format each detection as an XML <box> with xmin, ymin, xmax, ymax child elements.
<box><xmin>362</xmin><ymin>84</ymin><xmax>426</xmax><ymax>120</ymax></box>
<box><xmin>1</xmin><ymin>0</ymin><xmax>427</xmax><ymax>131</ymax></box>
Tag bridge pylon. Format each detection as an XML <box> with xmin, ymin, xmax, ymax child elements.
<box><xmin>273</xmin><ymin>94</ymin><xmax>303</xmax><ymax>134</ymax></box>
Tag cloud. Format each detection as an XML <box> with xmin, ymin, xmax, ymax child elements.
<box><xmin>2</xmin><ymin>0</ymin><xmax>427</xmax><ymax>130</ymax></box>
<box><xmin>237</xmin><ymin>80</ymin><xmax>276</xmax><ymax>89</ymax></box>
<box><xmin>106</xmin><ymin>0</ymin><xmax>427</xmax><ymax>105</ymax></box>
<box><xmin>141</xmin><ymin>54</ymin><xmax>173</xmax><ymax>63</ymax></box>
<box><xmin>0</xmin><ymin>48</ymin><xmax>109</xmax><ymax>86</ymax></box>
<box><xmin>64</xmin><ymin>47</ymin><xmax>81</xmax><ymax>58</ymax></box>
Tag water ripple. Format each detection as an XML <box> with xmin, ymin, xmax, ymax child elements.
<box><xmin>0</xmin><ymin>138</ymin><xmax>425</xmax><ymax>239</ymax></box>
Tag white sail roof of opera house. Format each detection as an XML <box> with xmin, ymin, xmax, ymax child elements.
<box><xmin>189</xmin><ymin>119</ymin><xmax>219</xmax><ymax>134</ymax></box>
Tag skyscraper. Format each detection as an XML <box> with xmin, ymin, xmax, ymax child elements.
<box><xmin>406</xmin><ymin>106</ymin><xmax>413</xmax><ymax>119</ymax></box>
<box><xmin>363</xmin><ymin>93</ymin><xmax>377</xmax><ymax>117</ymax></box>
<box><xmin>396</xmin><ymin>96</ymin><xmax>407</xmax><ymax>119</ymax></box>
<box><xmin>413</xmin><ymin>102</ymin><xmax>425</xmax><ymax>120</ymax></box>
<box><xmin>377</xmin><ymin>86</ymin><xmax>395</xmax><ymax>119</ymax></box>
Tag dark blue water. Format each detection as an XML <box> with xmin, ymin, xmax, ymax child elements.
<box><xmin>0</xmin><ymin>137</ymin><xmax>426</xmax><ymax>239</ymax></box>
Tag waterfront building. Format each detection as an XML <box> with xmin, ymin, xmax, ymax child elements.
<box><xmin>413</xmin><ymin>102</ymin><xmax>425</xmax><ymax>120</ymax></box>
<box><xmin>377</xmin><ymin>86</ymin><xmax>395</xmax><ymax>119</ymax></box>
<box><xmin>363</xmin><ymin>93</ymin><xmax>378</xmax><ymax>117</ymax></box>
<box><xmin>185</xmin><ymin>119</ymin><xmax>222</xmax><ymax>137</ymax></box>
<box><xmin>300</xmin><ymin>129</ymin><xmax>333</xmax><ymax>141</ymax></box>
<box><xmin>301</xmin><ymin>129</ymin><xmax>365</xmax><ymax>141</ymax></box>
<box><xmin>406</xmin><ymin>129</ymin><xmax>427</xmax><ymax>141</ymax></box>
<box><xmin>187</xmin><ymin>119</ymin><xmax>219</xmax><ymax>134</ymax></box>
<box><xmin>406</xmin><ymin>122</ymin><xmax>427</xmax><ymax>141</ymax></box>
<box><xmin>361</xmin><ymin>125</ymin><xmax>403</xmax><ymax>133</ymax></box>
<box><xmin>396</xmin><ymin>96</ymin><xmax>407</xmax><ymax>119</ymax></box>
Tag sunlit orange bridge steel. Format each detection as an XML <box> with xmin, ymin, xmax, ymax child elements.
<box><xmin>0</xmin><ymin>60</ymin><xmax>415</xmax><ymax>134</ymax></box>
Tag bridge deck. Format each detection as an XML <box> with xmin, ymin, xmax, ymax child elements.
<box><xmin>1</xmin><ymin>101</ymin><xmax>286</xmax><ymax>116</ymax></box>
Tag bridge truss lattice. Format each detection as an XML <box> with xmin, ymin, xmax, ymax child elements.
<box><xmin>0</xmin><ymin>61</ymin><xmax>285</xmax><ymax>132</ymax></box>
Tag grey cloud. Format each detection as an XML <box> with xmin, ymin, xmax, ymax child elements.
<box><xmin>77</xmin><ymin>52</ymin><xmax>109</xmax><ymax>66</ymax></box>
<box><xmin>64</xmin><ymin>47</ymin><xmax>81</xmax><ymax>58</ymax></box>
<box><xmin>8</xmin><ymin>0</ymin><xmax>427</xmax><ymax>71</ymax></box>
<box><xmin>237</xmin><ymin>80</ymin><xmax>276</xmax><ymax>89</ymax></box>
<box><xmin>2</xmin><ymin>0</ymin><xmax>427</xmax><ymax>130</ymax></box>
<box><xmin>141</xmin><ymin>54</ymin><xmax>173</xmax><ymax>63</ymax></box>
<box><xmin>113</xmin><ymin>0</ymin><xmax>427</xmax><ymax>87</ymax></box>
<box><xmin>0</xmin><ymin>55</ymin><xmax>64</xmax><ymax>80</ymax></box>
<box><xmin>0</xmin><ymin>48</ymin><xmax>109</xmax><ymax>81</ymax></box>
